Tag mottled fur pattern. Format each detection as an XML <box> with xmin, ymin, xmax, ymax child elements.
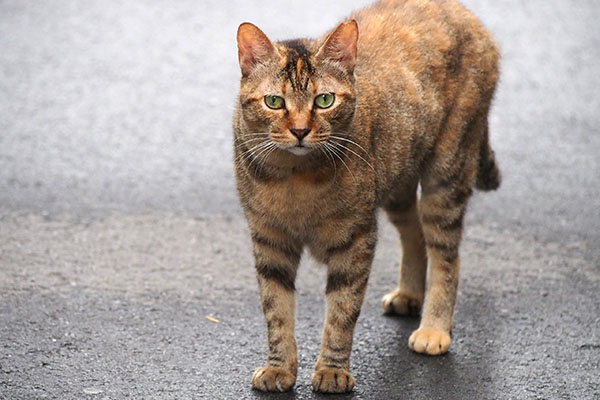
<box><xmin>233</xmin><ymin>0</ymin><xmax>500</xmax><ymax>393</ymax></box>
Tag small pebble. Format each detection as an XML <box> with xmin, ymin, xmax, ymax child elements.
<box><xmin>83</xmin><ymin>388</ymin><xmax>103</xmax><ymax>395</ymax></box>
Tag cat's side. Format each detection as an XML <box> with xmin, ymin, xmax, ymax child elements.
<box><xmin>233</xmin><ymin>0</ymin><xmax>500</xmax><ymax>393</ymax></box>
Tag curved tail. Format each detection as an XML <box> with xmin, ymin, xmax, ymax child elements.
<box><xmin>475</xmin><ymin>128</ymin><xmax>501</xmax><ymax>191</ymax></box>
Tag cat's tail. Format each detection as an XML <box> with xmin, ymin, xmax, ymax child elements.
<box><xmin>475</xmin><ymin>129</ymin><xmax>501</xmax><ymax>191</ymax></box>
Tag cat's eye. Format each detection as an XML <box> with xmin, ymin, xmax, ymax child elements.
<box><xmin>314</xmin><ymin>93</ymin><xmax>335</xmax><ymax>109</ymax></box>
<box><xmin>264</xmin><ymin>95</ymin><xmax>285</xmax><ymax>110</ymax></box>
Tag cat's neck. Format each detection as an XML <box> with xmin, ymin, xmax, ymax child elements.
<box><xmin>267</xmin><ymin>148</ymin><xmax>331</xmax><ymax>171</ymax></box>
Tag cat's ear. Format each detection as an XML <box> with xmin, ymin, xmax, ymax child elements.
<box><xmin>237</xmin><ymin>23</ymin><xmax>278</xmax><ymax>77</ymax></box>
<box><xmin>316</xmin><ymin>20</ymin><xmax>359</xmax><ymax>73</ymax></box>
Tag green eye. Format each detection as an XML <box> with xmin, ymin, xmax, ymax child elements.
<box><xmin>314</xmin><ymin>93</ymin><xmax>335</xmax><ymax>109</ymax></box>
<box><xmin>264</xmin><ymin>95</ymin><xmax>285</xmax><ymax>109</ymax></box>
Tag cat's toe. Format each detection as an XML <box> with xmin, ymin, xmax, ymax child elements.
<box><xmin>251</xmin><ymin>366</ymin><xmax>296</xmax><ymax>392</ymax></box>
<box><xmin>382</xmin><ymin>290</ymin><xmax>422</xmax><ymax>316</ymax></box>
<box><xmin>312</xmin><ymin>368</ymin><xmax>355</xmax><ymax>393</ymax></box>
<box><xmin>408</xmin><ymin>328</ymin><xmax>451</xmax><ymax>355</ymax></box>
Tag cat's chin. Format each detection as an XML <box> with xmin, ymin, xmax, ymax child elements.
<box><xmin>286</xmin><ymin>147</ymin><xmax>313</xmax><ymax>156</ymax></box>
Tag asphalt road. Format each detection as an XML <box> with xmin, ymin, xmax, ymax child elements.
<box><xmin>1</xmin><ymin>1</ymin><xmax>599</xmax><ymax>399</ymax></box>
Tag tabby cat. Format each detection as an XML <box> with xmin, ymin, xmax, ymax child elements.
<box><xmin>233</xmin><ymin>0</ymin><xmax>500</xmax><ymax>393</ymax></box>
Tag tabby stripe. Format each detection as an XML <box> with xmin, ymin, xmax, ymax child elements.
<box><xmin>262</xmin><ymin>297</ymin><xmax>274</xmax><ymax>312</ymax></box>
<box><xmin>251</xmin><ymin>232</ymin><xmax>299</xmax><ymax>261</ymax></box>
<box><xmin>267</xmin><ymin>355</ymin><xmax>283</xmax><ymax>366</ymax></box>
<box><xmin>353</xmin><ymin>246</ymin><xmax>375</xmax><ymax>264</ymax></box>
<box><xmin>421</xmin><ymin>210</ymin><xmax>465</xmax><ymax>231</ymax></box>
<box><xmin>266</xmin><ymin>316</ymin><xmax>285</xmax><ymax>331</ymax></box>
<box><xmin>423</xmin><ymin>159</ymin><xmax>466</xmax><ymax>195</ymax></box>
<box><xmin>268</xmin><ymin>337</ymin><xmax>282</xmax><ymax>352</ymax></box>
<box><xmin>325</xmin><ymin>270</ymin><xmax>368</xmax><ymax>294</ymax></box>
<box><xmin>322</xmin><ymin>356</ymin><xmax>348</xmax><ymax>366</ymax></box>
<box><xmin>342</xmin><ymin>307</ymin><xmax>362</xmax><ymax>331</ymax></box>
<box><xmin>326</xmin><ymin>343</ymin><xmax>349</xmax><ymax>353</ymax></box>
<box><xmin>324</xmin><ymin>222</ymin><xmax>374</xmax><ymax>258</ymax></box>
<box><xmin>447</xmin><ymin>187</ymin><xmax>472</xmax><ymax>207</ymax></box>
<box><xmin>425</xmin><ymin>240</ymin><xmax>457</xmax><ymax>252</ymax></box>
<box><xmin>425</xmin><ymin>240</ymin><xmax>459</xmax><ymax>263</ymax></box>
<box><xmin>385</xmin><ymin>196</ymin><xmax>416</xmax><ymax>214</ymax></box>
<box><xmin>256</xmin><ymin>263</ymin><xmax>296</xmax><ymax>291</ymax></box>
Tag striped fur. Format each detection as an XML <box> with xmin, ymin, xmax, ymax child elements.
<box><xmin>234</xmin><ymin>0</ymin><xmax>500</xmax><ymax>393</ymax></box>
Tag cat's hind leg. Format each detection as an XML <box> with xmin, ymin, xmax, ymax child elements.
<box><xmin>409</xmin><ymin>112</ymin><xmax>485</xmax><ymax>355</ymax></box>
<box><xmin>382</xmin><ymin>183</ymin><xmax>428</xmax><ymax>316</ymax></box>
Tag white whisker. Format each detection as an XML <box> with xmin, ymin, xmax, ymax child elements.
<box><xmin>324</xmin><ymin>141</ymin><xmax>355</xmax><ymax>182</ymax></box>
<box><xmin>329</xmin><ymin>134</ymin><xmax>370</xmax><ymax>157</ymax></box>
<box><xmin>247</xmin><ymin>141</ymin><xmax>277</xmax><ymax>172</ymax></box>
<box><xmin>319</xmin><ymin>144</ymin><xmax>337</xmax><ymax>178</ymax></box>
<box><xmin>329</xmin><ymin>139</ymin><xmax>375</xmax><ymax>171</ymax></box>
<box><xmin>236</xmin><ymin>140</ymin><xmax>272</xmax><ymax>164</ymax></box>
<box><xmin>257</xmin><ymin>143</ymin><xmax>279</xmax><ymax>173</ymax></box>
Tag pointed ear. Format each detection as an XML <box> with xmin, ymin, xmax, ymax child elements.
<box><xmin>316</xmin><ymin>20</ymin><xmax>359</xmax><ymax>73</ymax></box>
<box><xmin>237</xmin><ymin>23</ymin><xmax>277</xmax><ymax>77</ymax></box>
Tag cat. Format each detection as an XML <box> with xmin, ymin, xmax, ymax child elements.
<box><xmin>233</xmin><ymin>0</ymin><xmax>500</xmax><ymax>393</ymax></box>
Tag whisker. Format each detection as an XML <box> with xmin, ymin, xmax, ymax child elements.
<box><xmin>247</xmin><ymin>142</ymin><xmax>277</xmax><ymax>172</ymax></box>
<box><xmin>329</xmin><ymin>139</ymin><xmax>375</xmax><ymax>171</ymax></box>
<box><xmin>257</xmin><ymin>143</ymin><xmax>279</xmax><ymax>174</ymax></box>
<box><xmin>329</xmin><ymin>134</ymin><xmax>370</xmax><ymax>156</ymax></box>
<box><xmin>319</xmin><ymin>144</ymin><xmax>337</xmax><ymax>178</ymax></box>
<box><xmin>236</xmin><ymin>140</ymin><xmax>272</xmax><ymax>164</ymax></box>
<box><xmin>233</xmin><ymin>132</ymin><xmax>269</xmax><ymax>147</ymax></box>
<box><xmin>324</xmin><ymin>141</ymin><xmax>355</xmax><ymax>182</ymax></box>
<box><xmin>234</xmin><ymin>136</ymin><xmax>266</xmax><ymax>146</ymax></box>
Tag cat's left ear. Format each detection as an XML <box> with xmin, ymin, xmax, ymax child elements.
<box><xmin>237</xmin><ymin>23</ymin><xmax>278</xmax><ymax>77</ymax></box>
<box><xmin>316</xmin><ymin>20</ymin><xmax>359</xmax><ymax>73</ymax></box>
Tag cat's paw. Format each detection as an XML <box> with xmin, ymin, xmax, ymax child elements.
<box><xmin>408</xmin><ymin>328</ymin><xmax>451</xmax><ymax>355</ymax></box>
<box><xmin>382</xmin><ymin>290</ymin><xmax>422</xmax><ymax>316</ymax></box>
<box><xmin>251</xmin><ymin>366</ymin><xmax>296</xmax><ymax>392</ymax></box>
<box><xmin>312</xmin><ymin>368</ymin><xmax>355</xmax><ymax>393</ymax></box>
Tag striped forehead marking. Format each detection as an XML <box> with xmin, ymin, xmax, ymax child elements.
<box><xmin>280</xmin><ymin>39</ymin><xmax>313</xmax><ymax>91</ymax></box>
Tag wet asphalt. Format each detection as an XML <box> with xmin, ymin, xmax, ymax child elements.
<box><xmin>0</xmin><ymin>0</ymin><xmax>599</xmax><ymax>399</ymax></box>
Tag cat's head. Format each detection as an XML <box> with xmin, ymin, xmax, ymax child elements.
<box><xmin>236</xmin><ymin>21</ymin><xmax>358</xmax><ymax>157</ymax></box>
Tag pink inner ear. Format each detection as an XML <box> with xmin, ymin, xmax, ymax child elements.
<box><xmin>321</xmin><ymin>21</ymin><xmax>359</xmax><ymax>70</ymax></box>
<box><xmin>237</xmin><ymin>23</ymin><xmax>275</xmax><ymax>76</ymax></box>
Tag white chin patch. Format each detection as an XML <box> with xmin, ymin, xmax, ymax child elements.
<box><xmin>287</xmin><ymin>147</ymin><xmax>313</xmax><ymax>156</ymax></box>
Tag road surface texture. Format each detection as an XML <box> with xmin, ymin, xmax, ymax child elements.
<box><xmin>1</xmin><ymin>1</ymin><xmax>599</xmax><ymax>399</ymax></box>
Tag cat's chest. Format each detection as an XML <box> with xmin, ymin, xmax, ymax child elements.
<box><xmin>251</xmin><ymin>173</ymin><xmax>335</xmax><ymax>230</ymax></box>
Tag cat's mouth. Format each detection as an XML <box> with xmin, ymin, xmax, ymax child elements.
<box><xmin>286</xmin><ymin>145</ymin><xmax>313</xmax><ymax>156</ymax></box>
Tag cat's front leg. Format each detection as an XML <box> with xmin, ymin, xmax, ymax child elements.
<box><xmin>250</xmin><ymin>227</ymin><xmax>302</xmax><ymax>392</ymax></box>
<box><xmin>312</xmin><ymin>218</ymin><xmax>377</xmax><ymax>393</ymax></box>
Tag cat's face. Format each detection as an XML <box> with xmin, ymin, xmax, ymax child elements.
<box><xmin>236</xmin><ymin>22</ymin><xmax>359</xmax><ymax>157</ymax></box>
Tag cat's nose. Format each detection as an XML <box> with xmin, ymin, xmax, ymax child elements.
<box><xmin>290</xmin><ymin>128</ymin><xmax>311</xmax><ymax>141</ymax></box>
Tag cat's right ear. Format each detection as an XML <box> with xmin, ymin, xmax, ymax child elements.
<box><xmin>316</xmin><ymin>20</ymin><xmax>359</xmax><ymax>74</ymax></box>
<box><xmin>237</xmin><ymin>23</ymin><xmax>277</xmax><ymax>77</ymax></box>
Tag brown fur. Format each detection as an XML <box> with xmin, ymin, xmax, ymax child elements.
<box><xmin>234</xmin><ymin>0</ymin><xmax>500</xmax><ymax>393</ymax></box>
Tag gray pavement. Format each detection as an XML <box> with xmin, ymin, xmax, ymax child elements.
<box><xmin>0</xmin><ymin>1</ymin><xmax>599</xmax><ymax>399</ymax></box>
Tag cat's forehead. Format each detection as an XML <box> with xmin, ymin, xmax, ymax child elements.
<box><xmin>253</xmin><ymin>42</ymin><xmax>345</xmax><ymax>95</ymax></box>
<box><xmin>277</xmin><ymin>39</ymin><xmax>315</xmax><ymax>92</ymax></box>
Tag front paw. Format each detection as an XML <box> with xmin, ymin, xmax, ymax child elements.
<box><xmin>251</xmin><ymin>366</ymin><xmax>296</xmax><ymax>392</ymax></box>
<box><xmin>312</xmin><ymin>368</ymin><xmax>355</xmax><ymax>393</ymax></box>
<box><xmin>408</xmin><ymin>328</ymin><xmax>451</xmax><ymax>355</ymax></box>
<box><xmin>382</xmin><ymin>290</ymin><xmax>422</xmax><ymax>316</ymax></box>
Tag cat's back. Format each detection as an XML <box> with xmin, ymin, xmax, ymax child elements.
<box><xmin>352</xmin><ymin>0</ymin><xmax>499</xmax><ymax>88</ymax></box>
